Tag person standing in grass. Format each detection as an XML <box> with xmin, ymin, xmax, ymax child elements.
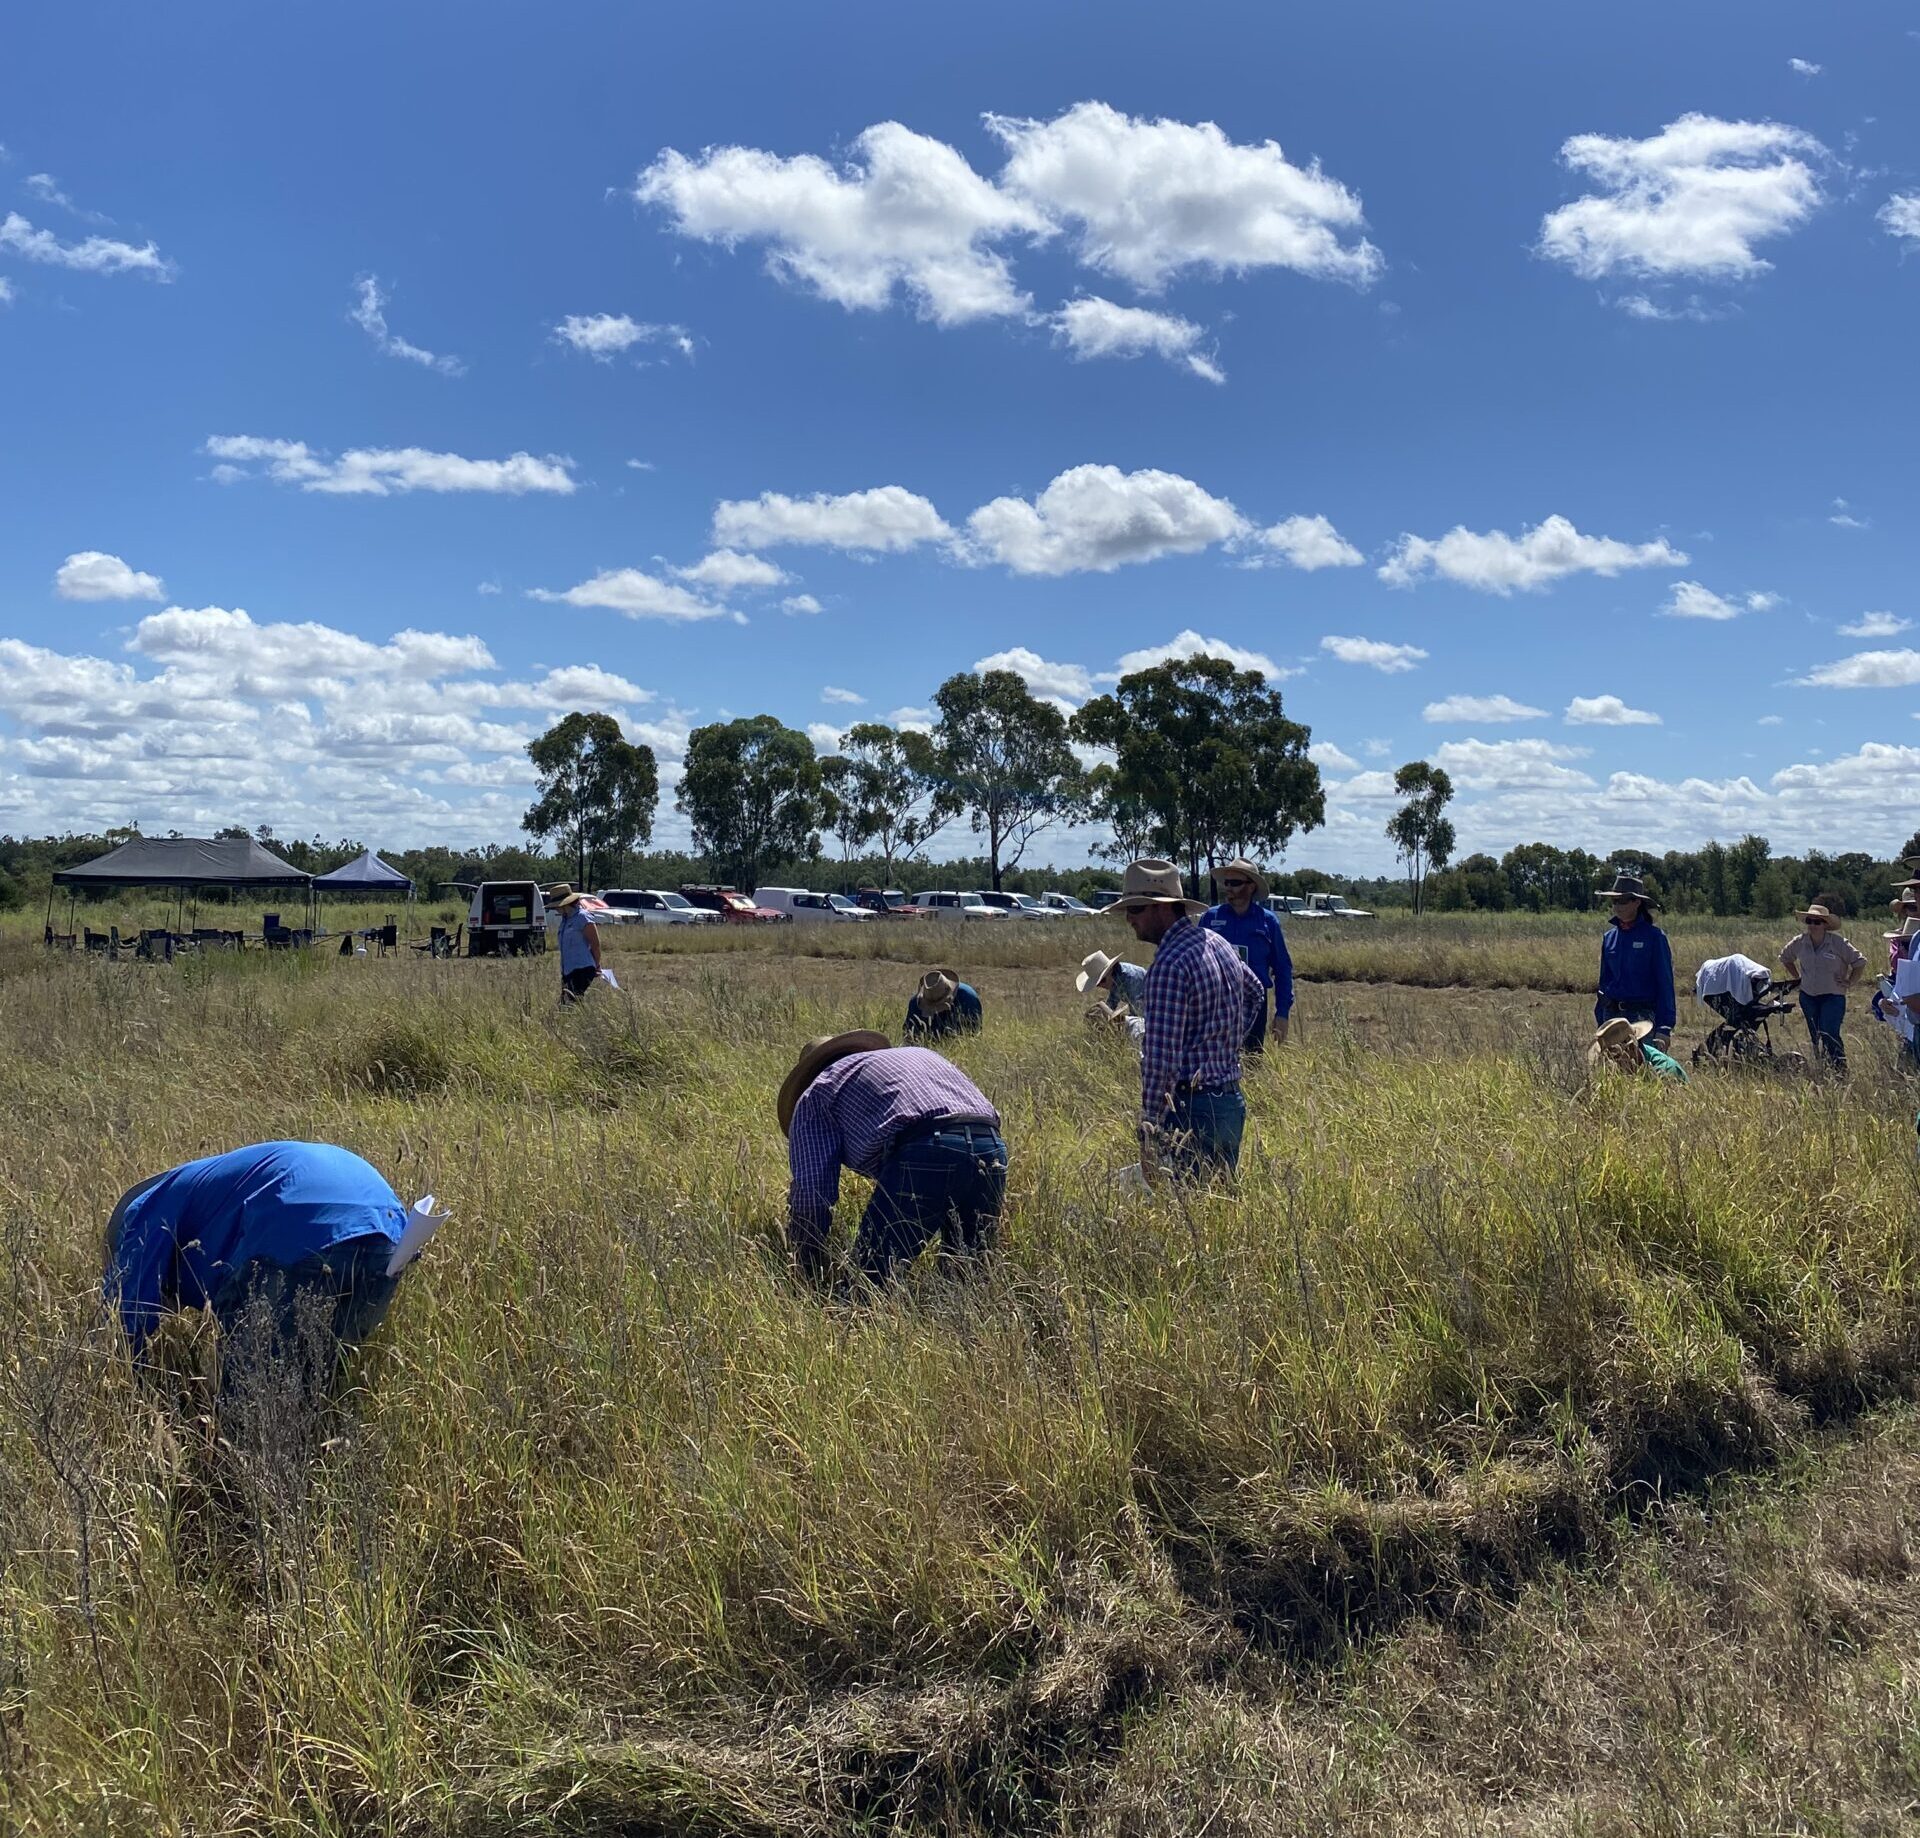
<box><xmin>1200</xmin><ymin>859</ymin><xmax>1293</xmax><ymax>1051</ymax></box>
<box><xmin>779</xmin><ymin>1031</ymin><xmax>1007</xmax><ymax>1289</ymax></box>
<box><xmin>546</xmin><ymin>883</ymin><xmax>601</xmax><ymax>1003</ymax></box>
<box><xmin>1119</xmin><ymin>858</ymin><xmax>1265</xmax><ymax>1183</ymax></box>
<box><xmin>903</xmin><ymin>968</ymin><xmax>982</xmax><ymax>1041</ymax></box>
<box><xmin>1779</xmin><ymin>903</ymin><xmax>1866</xmax><ymax>1072</ymax></box>
<box><xmin>1593</xmin><ymin>870</ymin><xmax>1676</xmax><ymax>1052</ymax></box>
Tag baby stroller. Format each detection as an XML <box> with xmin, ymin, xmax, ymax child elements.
<box><xmin>1692</xmin><ymin>953</ymin><xmax>1805</xmax><ymax>1072</ymax></box>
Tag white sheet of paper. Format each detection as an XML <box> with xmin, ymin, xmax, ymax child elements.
<box><xmin>386</xmin><ymin>1194</ymin><xmax>450</xmax><ymax>1277</ymax></box>
<box><xmin>600</xmin><ymin>967</ymin><xmax>620</xmax><ymax>989</ymax></box>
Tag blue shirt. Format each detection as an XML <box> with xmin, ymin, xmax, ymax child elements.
<box><xmin>1103</xmin><ymin>962</ymin><xmax>1149</xmax><ymax>1013</ymax></box>
<box><xmin>1596</xmin><ymin>916</ymin><xmax>1677</xmax><ymax>1034</ymax></box>
<box><xmin>904</xmin><ymin>982</ymin><xmax>983</xmax><ymax>1039</ymax></box>
<box><xmin>1201</xmin><ymin>901</ymin><xmax>1293</xmax><ymax>1017</ymax></box>
<box><xmin>556</xmin><ymin>907</ymin><xmax>597</xmax><ymax>974</ymax></box>
<box><xmin>104</xmin><ymin>1142</ymin><xmax>407</xmax><ymax>1350</ymax></box>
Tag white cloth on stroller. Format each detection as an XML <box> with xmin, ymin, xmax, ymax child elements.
<box><xmin>1695</xmin><ymin>953</ymin><xmax>1770</xmax><ymax>1006</ymax></box>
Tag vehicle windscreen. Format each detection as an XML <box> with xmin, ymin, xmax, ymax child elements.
<box><xmin>481</xmin><ymin>887</ymin><xmax>534</xmax><ymax>926</ymax></box>
<box><xmin>827</xmin><ymin>895</ymin><xmax>858</xmax><ymax>910</ymax></box>
<box><xmin>660</xmin><ymin>894</ymin><xmax>693</xmax><ymax>909</ymax></box>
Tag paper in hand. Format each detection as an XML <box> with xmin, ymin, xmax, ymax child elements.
<box><xmin>600</xmin><ymin>967</ymin><xmax>620</xmax><ymax>989</ymax></box>
<box><xmin>386</xmin><ymin>1194</ymin><xmax>450</xmax><ymax>1277</ymax></box>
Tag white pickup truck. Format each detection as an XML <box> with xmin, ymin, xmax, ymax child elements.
<box><xmin>1303</xmin><ymin>892</ymin><xmax>1375</xmax><ymax>920</ymax></box>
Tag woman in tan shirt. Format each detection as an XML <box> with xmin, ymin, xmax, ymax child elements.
<box><xmin>1780</xmin><ymin>903</ymin><xmax>1867</xmax><ymax>1071</ymax></box>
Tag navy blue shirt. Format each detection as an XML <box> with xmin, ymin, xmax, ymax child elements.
<box><xmin>904</xmin><ymin>982</ymin><xmax>983</xmax><ymax>1039</ymax></box>
<box><xmin>1200</xmin><ymin>901</ymin><xmax>1293</xmax><ymax>1017</ymax></box>
<box><xmin>1596</xmin><ymin>916</ymin><xmax>1677</xmax><ymax>1034</ymax></box>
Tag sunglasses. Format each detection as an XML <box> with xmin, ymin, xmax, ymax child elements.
<box><xmin>1804</xmin><ymin>919</ymin><xmax>1826</xmax><ymax>927</ymax></box>
<box><xmin>1220</xmin><ymin>877</ymin><xmax>1251</xmax><ymax>889</ymax></box>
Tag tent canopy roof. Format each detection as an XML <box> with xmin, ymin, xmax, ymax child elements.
<box><xmin>311</xmin><ymin>848</ymin><xmax>413</xmax><ymax>892</ymax></box>
<box><xmin>52</xmin><ymin>836</ymin><xmax>310</xmax><ymax>889</ymax></box>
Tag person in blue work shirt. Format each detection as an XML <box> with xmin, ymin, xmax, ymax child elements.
<box><xmin>103</xmin><ymin>1141</ymin><xmax>412</xmax><ymax>1399</ymax></box>
<box><xmin>546</xmin><ymin>883</ymin><xmax>602</xmax><ymax>1002</ymax></box>
<box><xmin>903</xmin><ymin>967</ymin><xmax>983</xmax><ymax>1040</ymax></box>
<box><xmin>1593</xmin><ymin>870</ymin><xmax>1676</xmax><ymax>1051</ymax></box>
<box><xmin>1200</xmin><ymin>859</ymin><xmax>1293</xmax><ymax>1052</ymax></box>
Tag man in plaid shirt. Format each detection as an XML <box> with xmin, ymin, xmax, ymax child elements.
<box><xmin>1118</xmin><ymin>859</ymin><xmax>1265</xmax><ymax>1181</ymax></box>
<box><xmin>778</xmin><ymin>1029</ymin><xmax>1007</xmax><ymax>1289</ymax></box>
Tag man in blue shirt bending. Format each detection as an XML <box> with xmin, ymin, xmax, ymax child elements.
<box><xmin>1200</xmin><ymin>859</ymin><xmax>1293</xmax><ymax>1052</ymax></box>
<box><xmin>904</xmin><ymin>967</ymin><xmax>983</xmax><ymax>1040</ymax></box>
<box><xmin>1593</xmin><ymin>870</ymin><xmax>1676</xmax><ymax>1050</ymax></box>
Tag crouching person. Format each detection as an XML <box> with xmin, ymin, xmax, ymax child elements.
<box><xmin>904</xmin><ymin>968</ymin><xmax>982</xmax><ymax>1040</ymax></box>
<box><xmin>1590</xmin><ymin>1017</ymin><xmax>1688</xmax><ymax>1082</ymax></box>
<box><xmin>104</xmin><ymin>1141</ymin><xmax>418</xmax><ymax>1407</ymax></box>
<box><xmin>779</xmin><ymin>1030</ymin><xmax>1007</xmax><ymax>1290</ymax></box>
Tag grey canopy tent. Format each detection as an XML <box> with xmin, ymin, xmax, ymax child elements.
<box><xmin>49</xmin><ymin>836</ymin><xmax>311</xmax><ymax>935</ymax></box>
<box><xmin>311</xmin><ymin>849</ymin><xmax>413</xmax><ymax>895</ymax></box>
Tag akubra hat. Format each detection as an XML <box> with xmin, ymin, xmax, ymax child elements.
<box><xmin>1594</xmin><ymin>871</ymin><xmax>1661</xmax><ymax>910</ymax></box>
<box><xmin>1076</xmin><ymin>949</ymin><xmax>1120</xmax><ymax>994</ymax></box>
<box><xmin>777</xmin><ymin>1029</ymin><xmax>889</xmax><ymax>1136</ymax></box>
<box><xmin>1216</xmin><ymin>858</ymin><xmax>1267</xmax><ymax>899</ymax></box>
<box><xmin>917</xmin><ymin>968</ymin><xmax>959</xmax><ymax>1014</ymax></box>
<box><xmin>1115</xmin><ymin>858</ymin><xmax>1206</xmax><ymax>917</ymax></box>
<box><xmin>1797</xmin><ymin>903</ymin><xmax>1837</xmax><ymax>923</ymax></box>
<box><xmin>545</xmin><ymin>882</ymin><xmax>583</xmax><ymax>910</ymax></box>
<box><xmin>1590</xmin><ymin>1015</ymin><xmax>1655</xmax><ymax>1063</ymax></box>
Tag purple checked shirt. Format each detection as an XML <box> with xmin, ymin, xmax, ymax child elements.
<box><xmin>787</xmin><ymin>1047</ymin><xmax>1001</xmax><ymax>1249</ymax></box>
<box><xmin>1139</xmin><ymin>917</ymin><xmax>1265</xmax><ymax>1124</ymax></box>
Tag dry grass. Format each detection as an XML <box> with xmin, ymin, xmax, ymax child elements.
<box><xmin>0</xmin><ymin>914</ymin><xmax>1916</xmax><ymax>1834</ymax></box>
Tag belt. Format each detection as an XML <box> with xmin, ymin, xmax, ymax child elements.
<box><xmin>889</xmin><ymin>1116</ymin><xmax>1002</xmax><ymax>1152</ymax></box>
<box><xmin>1173</xmin><ymin>1079</ymin><xmax>1241</xmax><ymax>1100</ymax></box>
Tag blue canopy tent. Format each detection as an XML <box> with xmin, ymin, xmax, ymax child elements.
<box><xmin>310</xmin><ymin>849</ymin><xmax>415</xmax><ymax>946</ymax></box>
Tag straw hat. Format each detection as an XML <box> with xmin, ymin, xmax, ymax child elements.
<box><xmin>777</xmin><ymin>1029</ymin><xmax>889</xmax><ymax>1135</ymax></box>
<box><xmin>1589</xmin><ymin>1016</ymin><xmax>1654</xmax><ymax>1064</ymax></box>
<box><xmin>1594</xmin><ymin>871</ymin><xmax>1661</xmax><ymax>910</ymax></box>
<box><xmin>1216</xmin><ymin>858</ymin><xmax>1267</xmax><ymax>899</ymax></box>
<box><xmin>1115</xmin><ymin>858</ymin><xmax>1205</xmax><ymax>917</ymax></box>
<box><xmin>917</xmin><ymin>968</ymin><xmax>959</xmax><ymax>1014</ymax></box>
<box><xmin>545</xmin><ymin>882</ymin><xmax>583</xmax><ymax>910</ymax></box>
<box><xmin>1886</xmin><ymin>915</ymin><xmax>1920</xmax><ymax>942</ymax></box>
<box><xmin>1797</xmin><ymin>903</ymin><xmax>1837</xmax><ymax>924</ymax></box>
<box><xmin>1076</xmin><ymin>949</ymin><xmax>1121</xmax><ymax>994</ymax></box>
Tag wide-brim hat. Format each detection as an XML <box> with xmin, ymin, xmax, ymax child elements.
<box><xmin>1216</xmin><ymin>858</ymin><xmax>1267</xmax><ymax>899</ymax></box>
<box><xmin>1594</xmin><ymin>871</ymin><xmax>1661</xmax><ymax>910</ymax></box>
<box><xmin>1886</xmin><ymin>916</ymin><xmax>1920</xmax><ymax>941</ymax></box>
<box><xmin>1076</xmin><ymin>949</ymin><xmax>1120</xmax><ymax>994</ymax></box>
<box><xmin>1894</xmin><ymin>878</ymin><xmax>1920</xmax><ymax>894</ymax></box>
<box><xmin>1589</xmin><ymin>1016</ymin><xmax>1654</xmax><ymax>1062</ymax></box>
<box><xmin>777</xmin><ymin>1029</ymin><xmax>889</xmax><ymax>1135</ymax></box>
<box><xmin>1797</xmin><ymin>903</ymin><xmax>1836</xmax><ymax>923</ymax></box>
<box><xmin>545</xmin><ymin>882</ymin><xmax>582</xmax><ymax>909</ymax></box>
<box><xmin>1115</xmin><ymin>858</ymin><xmax>1205</xmax><ymax>917</ymax></box>
<box><xmin>917</xmin><ymin>968</ymin><xmax>959</xmax><ymax>1013</ymax></box>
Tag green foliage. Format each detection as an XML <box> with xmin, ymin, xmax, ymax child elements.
<box><xmin>832</xmin><ymin>722</ymin><xmax>960</xmax><ymax>871</ymax></box>
<box><xmin>677</xmin><ymin>714</ymin><xmax>827</xmax><ymax>890</ymax></box>
<box><xmin>1385</xmin><ymin>761</ymin><xmax>1456</xmax><ymax>915</ymax></box>
<box><xmin>1072</xmin><ymin>654</ymin><xmax>1322</xmax><ymax>893</ymax></box>
<box><xmin>523</xmin><ymin>711</ymin><xmax>659</xmax><ymax>888</ymax></box>
<box><xmin>933</xmin><ymin>669</ymin><xmax>1085</xmax><ymax>889</ymax></box>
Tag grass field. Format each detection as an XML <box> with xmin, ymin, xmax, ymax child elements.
<box><xmin>2</xmin><ymin>910</ymin><xmax>1917</xmax><ymax>1834</ymax></box>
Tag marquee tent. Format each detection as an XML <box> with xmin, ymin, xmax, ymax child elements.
<box><xmin>310</xmin><ymin>849</ymin><xmax>413</xmax><ymax>894</ymax></box>
<box><xmin>48</xmin><ymin>836</ymin><xmax>311</xmax><ymax>937</ymax></box>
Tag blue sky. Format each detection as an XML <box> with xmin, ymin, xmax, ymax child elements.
<box><xmin>3</xmin><ymin>2</ymin><xmax>1917</xmax><ymax>872</ymax></box>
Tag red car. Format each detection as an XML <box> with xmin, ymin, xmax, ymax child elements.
<box><xmin>680</xmin><ymin>884</ymin><xmax>790</xmax><ymax>924</ymax></box>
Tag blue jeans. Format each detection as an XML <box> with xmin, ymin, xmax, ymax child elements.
<box><xmin>1799</xmin><ymin>991</ymin><xmax>1847</xmax><ymax>1068</ymax></box>
<box><xmin>210</xmin><ymin>1236</ymin><xmax>401</xmax><ymax>1406</ymax></box>
<box><xmin>854</xmin><ymin>1122</ymin><xmax>1008</xmax><ymax>1283</ymax></box>
<box><xmin>1155</xmin><ymin>1084</ymin><xmax>1246</xmax><ymax>1183</ymax></box>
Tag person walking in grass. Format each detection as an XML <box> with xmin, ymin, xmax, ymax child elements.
<box><xmin>1078</xmin><ymin>949</ymin><xmax>1148</xmax><ymax>1041</ymax></box>
<box><xmin>1779</xmin><ymin>903</ymin><xmax>1866</xmax><ymax>1072</ymax></box>
<box><xmin>546</xmin><ymin>883</ymin><xmax>601</xmax><ymax>1003</ymax></box>
<box><xmin>1590</xmin><ymin>1017</ymin><xmax>1689</xmax><ymax>1082</ymax></box>
<box><xmin>1200</xmin><ymin>858</ymin><xmax>1293</xmax><ymax>1052</ymax></box>
<box><xmin>779</xmin><ymin>1031</ymin><xmax>1007</xmax><ymax>1289</ymax></box>
<box><xmin>903</xmin><ymin>967</ymin><xmax>982</xmax><ymax>1041</ymax></box>
<box><xmin>1593</xmin><ymin>870</ymin><xmax>1676</xmax><ymax>1053</ymax></box>
<box><xmin>1118</xmin><ymin>858</ymin><xmax>1265</xmax><ymax>1183</ymax></box>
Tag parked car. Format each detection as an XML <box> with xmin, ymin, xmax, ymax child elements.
<box><xmin>853</xmin><ymin>886</ymin><xmax>928</xmax><ymax>919</ymax></box>
<box><xmin>1304</xmin><ymin>892</ymin><xmax>1376</xmax><ymax>920</ymax></box>
<box><xmin>752</xmin><ymin>886</ymin><xmax>874</xmax><ymax>922</ymax></box>
<box><xmin>915</xmin><ymin>891</ymin><xmax>1007</xmax><ymax>921</ymax></box>
<box><xmin>597</xmin><ymin>888</ymin><xmax>719</xmax><ymax>925</ymax></box>
<box><xmin>1269</xmin><ymin>894</ymin><xmax>1330</xmax><ymax>921</ymax></box>
<box><xmin>1090</xmin><ymin>890</ymin><xmax>1123</xmax><ymax>911</ymax></box>
<box><xmin>680</xmin><ymin>884</ymin><xmax>789</xmax><ymax>923</ymax></box>
<box><xmin>466</xmin><ymin>880</ymin><xmax>547</xmax><ymax>956</ymax></box>
<box><xmin>1037</xmin><ymin>891</ymin><xmax>1098</xmax><ymax>916</ymax></box>
<box><xmin>976</xmin><ymin>890</ymin><xmax>1065</xmax><ymax>920</ymax></box>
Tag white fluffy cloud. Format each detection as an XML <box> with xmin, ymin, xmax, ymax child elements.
<box><xmin>0</xmin><ymin>211</ymin><xmax>171</xmax><ymax>278</ymax></box>
<box><xmin>820</xmin><ymin>686</ymin><xmax>864</xmax><ymax>706</ymax></box>
<box><xmin>1111</xmin><ymin>629</ymin><xmax>1287</xmax><ymax>681</ymax></box>
<box><xmin>988</xmin><ymin>101</ymin><xmax>1381</xmax><ymax>291</ymax></box>
<box><xmin>528</xmin><ymin>664</ymin><xmax>652</xmax><ymax>707</ymax></box>
<box><xmin>1432</xmin><ymin>737</ymin><xmax>1592</xmax><ymax>789</ymax></box>
<box><xmin>965</xmin><ymin>464</ymin><xmax>1243</xmax><ymax>575</ymax></box>
<box><xmin>1660</xmin><ymin>580</ymin><xmax>1777</xmax><ymax>621</ymax></box>
<box><xmin>0</xmin><ymin>277</ymin><xmax>13</xmax><ymax>305</ymax></box>
<box><xmin>1793</xmin><ymin>649</ymin><xmax>1920</xmax><ymax>689</ymax></box>
<box><xmin>1537</xmin><ymin>113</ymin><xmax>1824</xmax><ymax>282</ymax></box>
<box><xmin>1840</xmin><ymin>611</ymin><xmax>1910</xmax><ymax>639</ymax></box>
<box><xmin>527</xmin><ymin>569</ymin><xmax>733</xmax><ymax>623</ymax></box>
<box><xmin>1380</xmin><ymin>514</ymin><xmax>1686</xmax><ymax>593</ymax></box>
<box><xmin>781</xmin><ymin>594</ymin><xmax>822</xmax><ymax>616</ymax></box>
<box><xmin>55</xmin><ymin>550</ymin><xmax>164</xmax><ymax>602</ymax></box>
<box><xmin>1320</xmin><ymin>634</ymin><xmax>1426</xmax><ymax>673</ymax></box>
<box><xmin>205</xmin><ymin>435</ymin><xmax>576</xmax><ymax>497</ymax></box>
<box><xmin>1829</xmin><ymin>499</ymin><xmax>1870</xmax><ymax>530</ymax></box>
<box><xmin>1310</xmin><ymin>740</ymin><xmax>1362</xmax><ymax>773</ymax></box>
<box><xmin>635</xmin><ymin>122</ymin><xmax>1049</xmax><ymax>326</ymax></box>
<box><xmin>350</xmin><ymin>276</ymin><xmax>464</xmax><ymax>376</ymax></box>
<box><xmin>1565</xmin><ymin>694</ymin><xmax>1661</xmax><ymax>726</ymax></box>
<box><xmin>1423</xmin><ymin>694</ymin><xmax>1546</xmax><ymax>723</ymax></box>
<box><xmin>1050</xmin><ymin>296</ymin><xmax>1222</xmax><ymax>383</ymax></box>
<box><xmin>672</xmin><ymin>549</ymin><xmax>789</xmax><ymax>591</ymax></box>
<box><xmin>1788</xmin><ymin>58</ymin><xmax>1822</xmax><ymax>77</ymax></box>
<box><xmin>806</xmin><ymin>722</ymin><xmax>847</xmax><ymax>750</ymax></box>
<box><xmin>712</xmin><ymin>486</ymin><xmax>952</xmax><ymax>553</ymax></box>
<box><xmin>974</xmin><ymin>646</ymin><xmax>1094</xmax><ymax>700</ymax></box>
<box><xmin>1879</xmin><ymin>194</ymin><xmax>1920</xmax><ymax>247</ymax></box>
<box><xmin>1253</xmin><ymin>514</ymin><xmax>1363</xmax><ymax>570</ymax></box>
<box><xmin>551</xmin><ymin>313</ymin><xmax>694</xmax><ymax>361</ymax></box>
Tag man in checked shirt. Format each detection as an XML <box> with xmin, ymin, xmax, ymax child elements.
<box><xmin>1117</xmin><ymin>858</ymin><xmax>1266</xmax><ymax>1184</ymax></box>
<box><xmin>777</xmin><ymin>1028</ymin><xmax>1008</xmax><ymax>1290</ymax></box>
